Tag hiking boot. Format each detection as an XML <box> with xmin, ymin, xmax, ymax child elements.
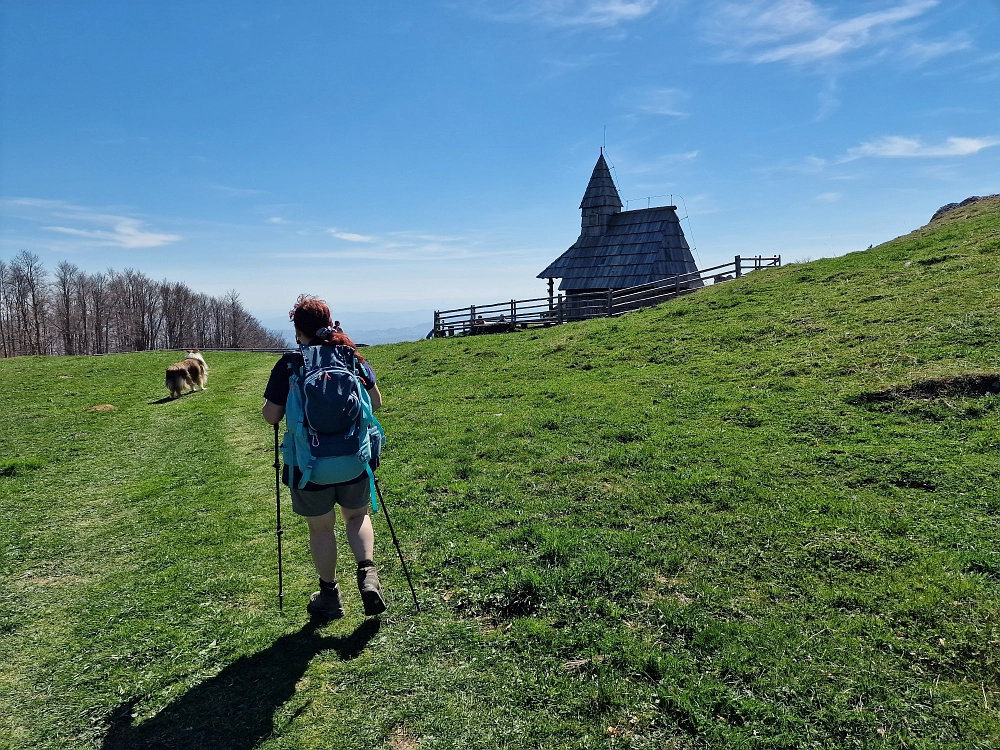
<box><xmin>357</xmin><ymin>560</ymin><xmax>387</xmax><ymax>616</ymax></box>
<box><xmin>307</xmin><ymin>580</ymin><xmax>345</xmax><ymax>620</ymax></box>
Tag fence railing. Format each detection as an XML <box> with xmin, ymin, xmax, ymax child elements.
<box><xmin>432</xmin><ymin>255</ymin><xmax>780</xmax><ymax>337</ymax></box>
<box><xmin>81</xmin><ymin>347</ymin><xmax>290</xmax><ymax>356</ymax></box>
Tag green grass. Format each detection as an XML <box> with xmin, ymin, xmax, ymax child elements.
<box><xmin>2</xmin><ymin>199</ymin><xmax>1000</xmax><ymax>749</ymax></box>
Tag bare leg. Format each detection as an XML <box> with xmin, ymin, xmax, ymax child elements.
<box><xmin>341</xmin><ymin>504</ymin><xmax>375</xmax><ymax>563</ymax></box>
<box><xmin>305</xmin><ymin>509</ymin><xmax>339</xmax><ymax>582</ymax></box>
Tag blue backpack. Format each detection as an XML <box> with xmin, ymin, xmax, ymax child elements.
<box><xmin>282</xmin><ymin>345</ymin><xmax>384</xmax><ymax>507</ymax></box>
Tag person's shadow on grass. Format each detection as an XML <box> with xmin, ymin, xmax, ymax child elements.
<box><xmin>101</xmin><ymin>618</ymin><xmax>380</xmax><ymax>750</ymax></box>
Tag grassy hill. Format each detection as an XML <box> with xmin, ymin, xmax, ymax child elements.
<box><xmin>2</xmin><ymin>199</ymin><xmax>999</xmax><ymax>749</ymax></box>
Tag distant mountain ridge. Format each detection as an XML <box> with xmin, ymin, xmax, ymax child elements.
<box><xmin>257</xmin><ymin>310</ymin><xmax>433</xmax><ymax>347</ymax></box>
<box><xmin>349</xmin><ymin>322</ymin><xmax>431</xmax><ymax>346</ymax></box>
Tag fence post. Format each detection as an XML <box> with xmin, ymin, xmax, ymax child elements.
<box><xmin>777</xmin><ymin>255</ymin><xmax>781</xmax><ymax>267</ymax></box>
<box><xmin>470</xmin><ymin>305</ymin><xmax>476</xmax><ymax>335</ymax></box>
<box><xmin>607</xmin><ymin>289</ymin><xmax>613</xmax><ymax>317</ymax></box>
<box><xmin>433</xmin><ymin>311</ymin><xmax>440</xmax><ymax>337</ymax></box>
<box><xmin>557</xmin><ymin>294</ymin><xmax>564</xmax><ymax>324</ymax></box>
<box><xmin>735</xmin><ymin>256</ymin><xmax>742</xmax><ymax>278</ymax></box>
<box><xmin>511</xmin><ymin>299</ymin><xmax>516</xmax><ymax>326</ymax></box>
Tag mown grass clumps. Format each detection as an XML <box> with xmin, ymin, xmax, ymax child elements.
<box><xmin>0</xmin><ymin>457</ymin><xmax>46</xmax><ymax>477</ymax></box>
<box><xmin>2</xmin><ymin>201</ymin><xmax>1000</xmax><ymax>748</ymax></box>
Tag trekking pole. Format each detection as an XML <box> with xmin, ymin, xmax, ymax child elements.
<box><xmin>374</xmin><ymin>478</ymin><xmax>420</xmax><ymax>613</ymax></box>
<box><xmin>273</xmin><ymin>423</ymin><xmax>284</xmax><ymax>611</ymax></box>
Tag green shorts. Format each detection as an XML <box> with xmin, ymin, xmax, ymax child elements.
<box><xmin>289</xmin><ymin>477</ymin><xmax>371</xmax><ymax>517</ymax></box>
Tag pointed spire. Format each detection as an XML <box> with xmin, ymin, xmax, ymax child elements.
<box><xmin>580</xmin><ymin>151</ymin><xmax>622</xmax><ymax>211</ymax></box>
<box><xmin>579</xmin><ymin>152</ymin><xmax>622</xmax><ymax>237</ymax></box>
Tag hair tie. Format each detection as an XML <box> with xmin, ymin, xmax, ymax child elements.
<box><xmin>315</xmin><ymin>327</ymin><xmax>334</xmax><ymax>338</ymax></box>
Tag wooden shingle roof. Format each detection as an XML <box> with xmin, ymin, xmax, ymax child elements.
<box><xmin>538</xmin><ymin>206</ymin><xmax>697</xmax><ymax>290</ymax></box>
<box><xmin>580</xmin><ymin>152</ymin><xmax>622</xmax><ymax>211</ymax></box>
<box><xmin>538</xmin><ymin>152</ymin><xmax>699</xmax><ymax>292</ymax></box>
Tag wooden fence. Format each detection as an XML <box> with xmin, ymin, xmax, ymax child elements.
<box><xmin>86</xmin><ymin>347</ymin><xmax>289</xmax><ymax>355</ymax></box>
<box><xmin>432</xmin><ymin>255</ymin><xmax>780</xmax><ymax>337</ymax></box>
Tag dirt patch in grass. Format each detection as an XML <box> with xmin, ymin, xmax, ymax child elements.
<box><xmin>86</xmin><ymin>404</ymin><xmax>118</xmax><ymax>412</ymax></box>
<box><xmin>390</xmin><ymin>728</ymin><xmax>420</xmax><ymax>750</ymax></box>
<box><xmin>850</xmin><ymin>373</ymin><xmax>1000</xmax><ymax>405</ymax></box>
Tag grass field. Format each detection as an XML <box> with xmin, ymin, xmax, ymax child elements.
<box><xmin>2</xmin><ymin>199</ymin><xmax>999</xmax><ymax>749</ymax></box>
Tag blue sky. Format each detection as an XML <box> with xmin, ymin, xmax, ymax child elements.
<box><xmin>2</xmin><ymin>0</ymin><xmax>999</xmax><ymax>331</ymax></box>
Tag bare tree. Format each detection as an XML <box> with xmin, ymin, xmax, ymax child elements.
<box><xmin>222</xmin><ymin>289</ymin><xmax>248</xmax><ymax>348</ymax></box>
<box><xmin>0</xmin><ymin>260</ymin><xmax>11</xmax><ymax>358</ymax></box>
<box><xmin>72</xmin><ymin>270</ymin><xmax>91</xmax><ymax>354</ymax></box>
<box><xmin>209</xmin><ymin>296</ymin><xmax>226</xmax><ymax>348</ymax></box>
<box><xmin>53</xmin><ymin>261</ymin><xmax>80</xmax><ymax>355</ymax></box>
<box><xmin>0</xmin><ymin>253</ymin><xmax>284</xmax><ymax>356</ymax></box>
<box><xmin>4</xmin><ymin>258</ymin><xmax>31</xmax><ymax>355</ymax></box>
<box><xmin>109</xmin><ymin>269</ymin><xmax>163</xmax><ymax>351</ymax></box>
<box><xmin>191</xmin><ymin>293</ymin><xmax>211</xmax><ymax>349</ymax></box>
<box><xmin>88</xmin><ymin>271</ymin><xmax>110</xmax><ymax>354</ymax></box>
<box><xmin>9</xmin><ymin>251</ymin><xmax>50</xmax><ymax>355</ymax></box>
<box><xmin>161</xmin><ymin>281</ymin><xmax>196</xmax><ymax>349</ymax></box>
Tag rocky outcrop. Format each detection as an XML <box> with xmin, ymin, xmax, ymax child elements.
<box><xmin>931</xmin><ymin>194</ymin><xmax>1000</xmax><ymax>223</ymax></box>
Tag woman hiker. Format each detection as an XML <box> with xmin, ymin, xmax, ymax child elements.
<box><xmin>262</xmin><ymin>294</ymin><xmax>386</xmax><ymax>619</ymax></box>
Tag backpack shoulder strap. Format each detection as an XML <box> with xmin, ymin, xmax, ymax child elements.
<box><xmin>299</xmin><ymin>344</ymin><xmax>323</xmax><ymax>373</ymax></box>
<box><xmin>283</xmin><ymin>358</ymin><xmax>321</xmax><ymax>488</ymax></box>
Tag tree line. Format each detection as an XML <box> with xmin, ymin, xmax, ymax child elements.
<box><xmin>0</xmin><ymin>250</ymin><xmax>287</xmax><ymax>357</ymax></box>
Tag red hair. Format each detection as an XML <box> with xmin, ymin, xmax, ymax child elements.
<box><xmin>289</xmin><ymin>294</ymin><xmax>331</xmax><ymax>336</ymax></box>
<box><xmin>289</xmin><ymin>294</ymin><xmax>365</xmax><ymax>361</ymax></box>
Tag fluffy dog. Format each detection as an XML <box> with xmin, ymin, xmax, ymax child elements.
<box><xmin>165</xmin><ymin>350</ymin><xmax>208</xmax><ymax>399</ymax></box>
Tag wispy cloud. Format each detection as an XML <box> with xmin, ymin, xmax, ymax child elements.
<box><xmin>2</xmin><ymin>198</ymin><xmax>182</xmax><ymax>249</ymax></box>
<box><xmin>815</xmin><ymin>192</ymin><xmax>841</xmax><ymax>202</ymax></box>
<box><xmin>814</xmin><ymin>80</ymin><xmax>840</xmax><ymax>120</ymax></box>
<box><xmin>328</xmin><ymin>229</ymin><xmax>376</xmax><ymax>242</ymax></box>
<box><xmin>270</xmin><ymin>228</ymin><xmax>501</xmax><ymax>263</ymax></box>
<box><xmin>470</xmin><ymin>0</ymin><xmax>659</xmax><ymax>27</ymax></box>
<box><xmin>845</xmin><ymin>135</ymin><xmax>1000</xmax><ymax>159</ymax></box>
<box><xmin>271</xmin><ymin>244</ymin><xmax>541</xmax><ymax>262</ymax></box>
<box><xmin>801</xmin><ymin>155</ymin><xmax>828</xmax><ymax>172</ymax></box>
<box><xmin>267</xmin><ymin>217</ymin><xmax>287</xmax><ymax>224</ymax></box>
<box><xmin>4</xmin><ymin>197</ymin><xmax>67</xmax><ymax>210</ymax></box>
<box><xmin>635</xmin><ymin>88</ymin><xmax>690</xmax><ymax>117</ymax></box>
<box><xmin>619</xmin><ymin>150</ymin><xmax>699</xmax><ymax>175</ymax></box>
<box><xmin>758</xmin><ymin>1</ymin><xmax>935</xmax><ymax>63</ymax></box>
<box><xmin>45</xmin><ymin>219</ymin><xmax>181</xmax><ymax>249</ymax></box>
<box><xmin>903</xmin><ymin>34</ymin><xmax>972</xmax><ymax>64</ymax></box>
<box><xmin>974</xmin><ymin>51</ymin><xmax>1000</xmax><ymax>82</ymax></box>
<box><xmin>536</xmin><ymin>52</ymin><xmax>611</xmax><ymax>80</ymax></box>
<box><xmin>702</xmin><ymin>0</ymin><xmax>941</xmax><ymax>65</ymax></box>
<box><xmin>919</xmin><ymin>50</ymin><xmax>1000</xmax><ymax>82</ymax></box>
<box><xmin>704</xmin><ymin>0</ymin><xmax>825</xmax><ymax>49</ymax></box>
<box><xmin>752</xmin><ymin>154</ymin><xmax>829</xmax><ymax>178</ymax></box>
<box><xmin>388</xmin><ymin>231</ymin><xmax>472</xmax><ymax>243</ymax></box>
